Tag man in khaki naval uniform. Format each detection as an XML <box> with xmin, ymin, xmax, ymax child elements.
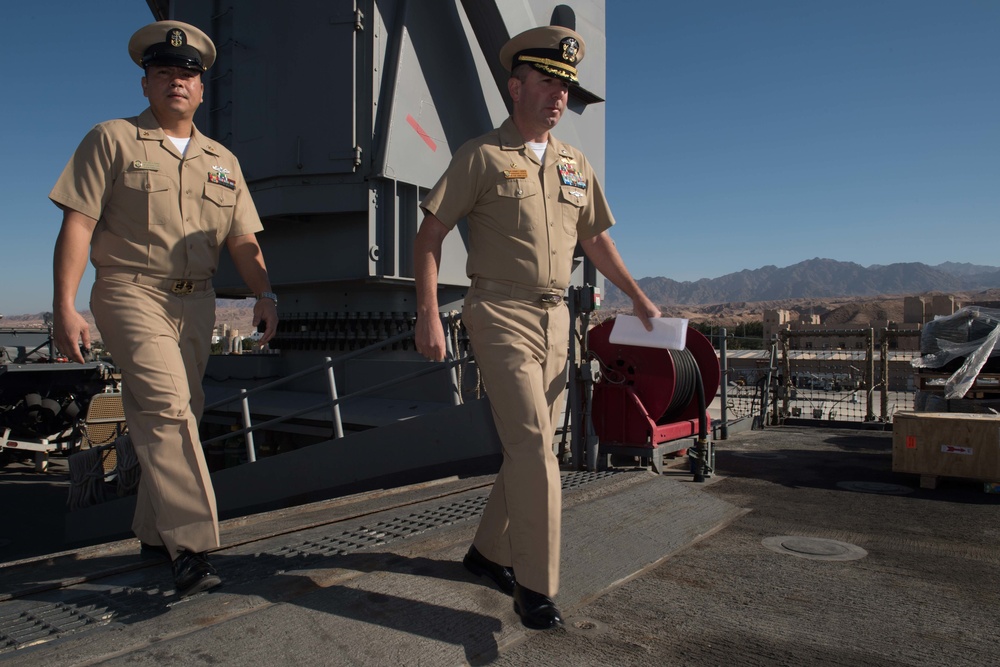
<box><xmin>414</xmin><ymin>26</ymin><xmax>659</xmax><ymax>629</ymax></box>
<box><xmin>50</xmin><ymin>21</ymin><xmax>278</xmax><ymax>598</ymax></box>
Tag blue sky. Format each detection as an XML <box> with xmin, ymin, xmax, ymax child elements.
<box><xmin>1</xmin><ymin>1</ymin><xmax>997</xmax><ymax>314</ymax></box>
<box><xmin>607</xmin><ymin>1</ymin><xmax>998</xmax><ymax>283</ymax></box>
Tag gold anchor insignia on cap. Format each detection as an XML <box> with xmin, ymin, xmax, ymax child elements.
<box><xmin>560</xmin><ymin>37</ymin><xmax>579</xmax><ymax>63</ymax></box>
<box><xmin>169</xmin><ymin>29</ymin><xmax>185</xmax><ymax>48</ymax></box>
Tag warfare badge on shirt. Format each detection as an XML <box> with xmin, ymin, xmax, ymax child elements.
<box><xmin>208</xmin><ymin>165</ymin><xmax>236</xmax><ymax>190</ymax></box>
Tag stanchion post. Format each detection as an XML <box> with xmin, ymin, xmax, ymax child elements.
<box><xmin>325</xmin><ymin>357</ymin><xmax>345</xmax><ymax>439</ymax></box>
<box><xmin>719</xmin><ymin>328</ymin><xmax>728</xmax><ymax>440</ymax></box>
<box><xmin>240</xmin><ymin>388</ymin><xmax>257</xmax><ymax>463</ymax></box>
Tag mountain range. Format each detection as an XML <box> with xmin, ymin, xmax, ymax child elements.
<box><xmin>603</xmin><ymin>259</ymin><xmax>1000</xmax><ymax>308</ymax></box>
<box><xmin>5</xmin><ymin>259</ymin><xmax>999</xmax><ymax>330</ymax></box>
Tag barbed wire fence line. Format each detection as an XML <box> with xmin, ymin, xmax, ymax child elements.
<box><xmin>723</xmin><ymin>328</ymin><xmax>920</xmax><ymax>426</ymax></box>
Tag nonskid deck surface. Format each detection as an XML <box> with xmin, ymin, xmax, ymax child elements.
<box><xmin>2</xmin><ymin>426</ymin><xmax>998</xmax><ymax>666</ymax></box>
<box><xmin>0</xmin><ymin>464</ymin><xmax>742</xmax><ymax>665</ymax></box>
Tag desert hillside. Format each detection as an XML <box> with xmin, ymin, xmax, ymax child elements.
<box><xmin>6</xmin><ymin>290</ymin><xmax>1000</xmax><ymax>344</ymax></box>
<box><xmin>605</xmin><ymin>288</ymin><xmax>1000</xmax><ymax>328</ymax></box>
<box><xmin>2</xmin><ymin>299</ymin><xmax>257</xmax><ymax>344</ymax></box>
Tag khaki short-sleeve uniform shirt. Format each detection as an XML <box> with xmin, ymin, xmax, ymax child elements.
<box><xmin>421</xmin><ymin>117</ymin><xmax>614</xmax><ymax>291</ymax></box>
<box><xmin>50</xmin><ymin>108</ymin><xmax>262</xmax><ymax>280</ymax></box>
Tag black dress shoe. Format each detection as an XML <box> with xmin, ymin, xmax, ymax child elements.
<box><xmin>140</xmin><ymin>541</ymin><xmax>170</xmax><ymax>560</ymax></box>
<box><xmin>172</xmin><ymin>550</ymin><xmax>222</xmax><ymax>598</ymax></box>
<box><xmin>463</xmin><ymin>545</ymin><xmax>516</xmax><ymax>595</ymax></box>
<box><xmin>513</xmin><ymin>584</ymin><xmax>564</xmax><ymax>630</ymax></box>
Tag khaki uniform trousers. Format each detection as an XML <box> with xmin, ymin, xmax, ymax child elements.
<box><xmin>463</xmin><ymin>287</ymin><xmax>569</xmax><ymax>597</ymax></box>
<box><xmin>91</xmin><ymin>276</ymin><xmax>219</xmax><ymax>557</ymax></box>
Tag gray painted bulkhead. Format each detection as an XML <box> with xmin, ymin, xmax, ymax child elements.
<box><xmin>152</xmin><ymin>0</ymin><xmax>608</xmax><ymax>301</ymax></box>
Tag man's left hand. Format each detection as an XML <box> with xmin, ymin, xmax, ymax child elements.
<box><xmin>253</xmin><ymin>297</ymin><xmax>279</xmax><ymax>345</ymax></box>
<box><xmin>633</xmin><ymin>295</ymin><xmax>661</xmax><ymax>332</ymax></box>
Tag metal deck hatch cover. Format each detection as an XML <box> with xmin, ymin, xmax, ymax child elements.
<box><xmin>762</xmin><ymin>536</ymin><xmax>868</xmax><ymax>561</ymax></box>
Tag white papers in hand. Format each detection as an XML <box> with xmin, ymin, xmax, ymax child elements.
<box><xmin>608</xmin><ymin>315</ymin><xmax>689</xmax><ymax>350</ymax></box>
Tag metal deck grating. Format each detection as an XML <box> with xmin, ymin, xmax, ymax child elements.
<box><xmin>267</xmin><ymin>496</ymin><xmax>490</xmax><ymax>561</ymax></box>
<box><xmin>0</xmin><ymin>600</ymin><xmax>112</xmax><ymax>651</ymax></box>
<box><xmin>0</xmin><ymin>470</ymin><xmax>619</xmax><ymax>653</ymax></box>
<box><xmin>561</xmin><ymin>469</ymin><xmax>618</xmax><ymax>490</ymax></box>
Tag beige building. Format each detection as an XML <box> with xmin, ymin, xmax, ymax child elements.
<box><xmin>903</xmin><ymin>295</ymin><xmax>959</xmax><ymax>324</ymax></box>
<box><xmin>763</xmin><ymin>295</ymin><xmax>962</xmax><ymax>352</ymax></box>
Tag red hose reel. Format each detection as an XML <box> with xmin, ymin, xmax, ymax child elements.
<box><xmin>587</xmin><ymin>319</ymin><xmax>720</xmax><ymax>468</ymax></box>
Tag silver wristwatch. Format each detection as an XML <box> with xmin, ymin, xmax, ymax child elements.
<box><xmin>256</xmin><ymin>291</ymin><xmax>278</xmax><ymax>305</ymax></box>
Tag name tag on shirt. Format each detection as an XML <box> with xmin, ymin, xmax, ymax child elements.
<box><xmin>132</xmin><ymin>160</ymin><xmax>160</xmax><ymax>171</ymax></box>
<box><xmin>504</xmin><ymin>169</ymin><xmax>529</xmax><ymax>179</ymax></box>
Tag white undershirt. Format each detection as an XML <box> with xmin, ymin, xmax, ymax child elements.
<box><xmin>167</xmin><ymin>135</ymin><xmax>191</xmax><ymax>155</ymax></box>
<box><xmin>526</xmin><ymin>140</ymin><xmax>547</xmax><ymax>161</ymax></box>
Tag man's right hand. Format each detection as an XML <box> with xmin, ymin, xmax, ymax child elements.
<box><xmin>415</xmin><ymin>313</ymin><xmax>447</xmax><ymax>362</ymax></box>
<box><xmin>413</xmin><ymin>214</ymin><xmax>450</xmax><ymax>362</ymax></box>
<box><xmin>54</xmin><ymin>309</ymin><xmax>92</xmax><ymax>363</ymax></box>
<box><xmin>52</xmin><ymin>209</ymin><xmax>99</xmax><ymax>364</ymax></box>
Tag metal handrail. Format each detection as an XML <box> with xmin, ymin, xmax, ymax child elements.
<box><xmin>201</xmin><ymin>325</ymin><xmax>470</xmax><ymax>461</ymax></box>
<box><xmin>203</xmin><ymin>329</ymin><xmax>416</xmax><ymax>412</ymax></box>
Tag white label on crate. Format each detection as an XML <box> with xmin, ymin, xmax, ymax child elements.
<box><xmin>941</xmin><ymin>445</ymin><xmax>974</xmax><ymax>455</ymax></box>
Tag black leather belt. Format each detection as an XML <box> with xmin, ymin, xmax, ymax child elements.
<box><xmin>96</xmin><ymin>269</ymin><xmax>211</xmax><ymax>295</ymax></box>
<box><xmin>471</xmin><ymin>277</ymin><xmax>565</xmax><ymax>307</ymax></box>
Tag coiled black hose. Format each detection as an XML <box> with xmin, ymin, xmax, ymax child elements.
<box><xmin>658</xmin><ymin>348</ymin><xmax>698</xmax><ymax>424</ymax></box>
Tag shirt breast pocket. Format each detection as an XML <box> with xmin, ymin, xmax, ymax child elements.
<box><xmin>495</xmin><ymin>179</ymin><xmax>538</xmax><ymax>232</ymax></box>
<box><xmin>202</xmin><ymin>181</ymin><xmax>236</xmax><ymax>243</ymax></box>
<box><xmin>559</xmin><ymin>185</ymin><xmax>587</xmax><ymax>234</ymax></box>
<box><xmin>122</xmin><ymin>169</ymin><xmax>171</xmax><ymax>228</ymax></box>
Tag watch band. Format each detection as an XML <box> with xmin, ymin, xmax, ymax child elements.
<box><xmin>256</xmin><ymin>291</ymin><xmax>278</xmax><ymax>305</ymax></box>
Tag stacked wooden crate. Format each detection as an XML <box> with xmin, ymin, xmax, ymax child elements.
<box><xmin>893</xmin><ymin>411</ymin><xmax>1000</xmax><ymax>489</ymax></box>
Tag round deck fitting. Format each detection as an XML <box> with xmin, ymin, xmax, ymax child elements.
<box><xmin>762</xmin><ymin>536</ymin><xmax>868</xmax><ymax>561</ymax></box>
<box><xmin>564</xmin><ymin>617</ymin><xmax>609</xmax><ymax>637</ymax></box>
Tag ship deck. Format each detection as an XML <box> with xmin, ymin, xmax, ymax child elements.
<box><xmin>0</xmin><ymin>425</ymin><xmax>997</xmax><ymax>666</ymax></box>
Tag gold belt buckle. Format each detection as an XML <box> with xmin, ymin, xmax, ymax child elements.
<box><xmin>540</xmin><ymin>293</ymin><xmax>562</xmax><ymax>306</ymax></box>
<box><xmin>171</xmin><ymin>280</ymin><xmax>195</xmax><ymax>296</ymax></box>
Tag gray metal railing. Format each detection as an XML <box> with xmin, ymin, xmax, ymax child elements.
<box><xmin>201</xmin><ymin>327</ymin><xmax>468</xmax><ymax>462</ymax></box>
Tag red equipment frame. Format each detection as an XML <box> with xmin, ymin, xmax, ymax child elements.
<box><xmin>587</xmin><ymin>320</ymin><xmax>721</xmax><ymax>469</ymax></box>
